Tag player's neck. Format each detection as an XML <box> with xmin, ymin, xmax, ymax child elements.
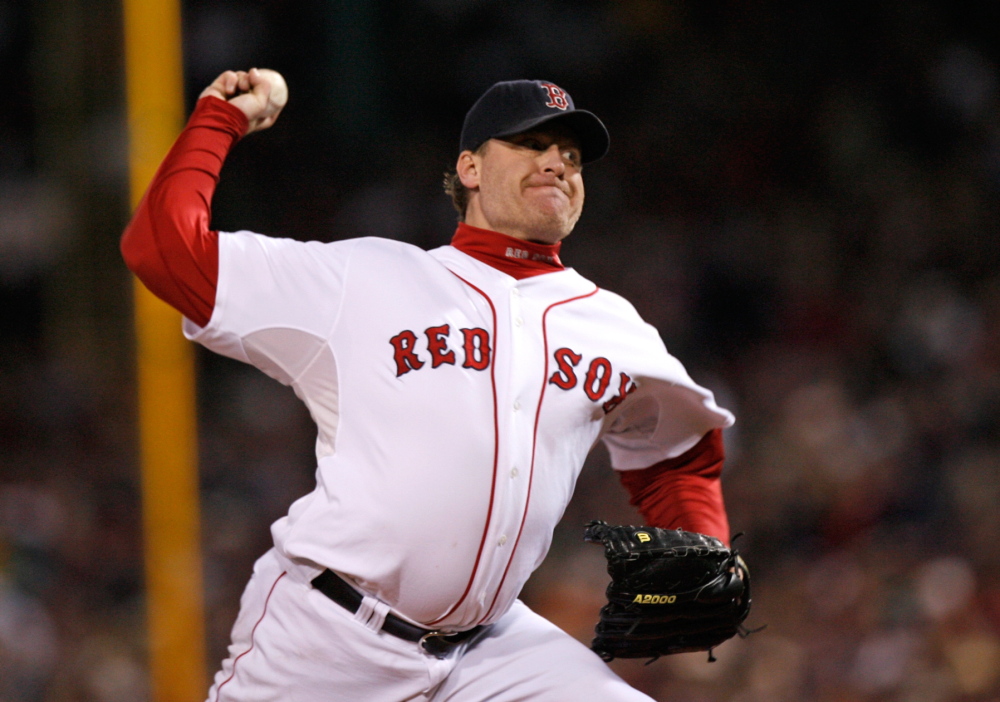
<box><xmin>451</xmin><ymin>222</ymin><xmax>564</xmax><ymax>280</ymax></box>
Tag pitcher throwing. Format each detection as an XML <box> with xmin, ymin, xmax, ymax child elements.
<box><xmin>122</xmin><ymin>67</ymin><xmax>743</xmax><ymax>701</ymax></box>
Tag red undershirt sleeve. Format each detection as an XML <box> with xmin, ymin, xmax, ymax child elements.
<box><xmin>617</xmin><ymin>428</ymin><xmax>731</xmax><ymax>544</ymax></box>
<box><xmin>120</xmin><ymin>96</ymin><xmax>249</xmax><ymax>328</ymax></box>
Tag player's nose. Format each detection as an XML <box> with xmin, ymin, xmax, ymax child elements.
<box><xmin>538</xmin><ymin>144</ymin><xmax>566</xmax><ymax>176</ymax></box>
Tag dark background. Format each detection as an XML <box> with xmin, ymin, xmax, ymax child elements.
<box><xmin>2</xmin><ymin>1</ymin><xmax>1000</xmax><ymax>699</ymax></box>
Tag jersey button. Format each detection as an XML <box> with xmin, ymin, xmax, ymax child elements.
<box><xmin>510</xmin><ymin>467</ymin><xmax>519</xmax><ymax>478</ymax></box>
<box><xmin>513</xmin><ymin>400</ymin><xmax>521</xmax><ymax>411</ymax></box>
<box><xmin>498</xmin><ymin>535</ymin><xmax>508</xmax><ymax>546</ymax></box>
<box><xmin>514</xmin><ymin>317</ymin><xmax>524</xmax><ymax>327</ymax></box>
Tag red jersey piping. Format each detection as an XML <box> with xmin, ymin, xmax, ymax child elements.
<box><xmin>427</xmin><ymin>272</ymin><xmax>500</xmax><ymax>627</ymax></box>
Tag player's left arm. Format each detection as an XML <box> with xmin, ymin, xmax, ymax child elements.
<box><xmin>617</xmin><ymin>428</ymin><xmax>730</xmax><ymax>544</ymax></box>
<box><xmin>593</xmin><ymin>296</ymin><xmax>733</xmax><ymax>543</ymax></box>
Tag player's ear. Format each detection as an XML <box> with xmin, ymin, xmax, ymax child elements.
<box><xmin>456</xmin><ymin>150</ymin><xmax>481</xmax><ymax>190</ymax></box>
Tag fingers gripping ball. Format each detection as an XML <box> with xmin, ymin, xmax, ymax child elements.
<box><xmin>255</xmin><ymin>68</ymin><xmax>288</xmax><ymax>119</ymax></box>
<box><xmin>200</xmin><ymin>68</ymin><xmax>289</xmax><ymax>134</ymax></box>
<box><xmin>584</xmin><ymin>521</ymin><xmax>755</xmax><ymax>662</ymax></box>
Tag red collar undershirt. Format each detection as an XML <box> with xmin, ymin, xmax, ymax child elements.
<box><xmin>450</xmin><ymin>222</ymin><xmax>564</xmax><ymax>280</ymax></box>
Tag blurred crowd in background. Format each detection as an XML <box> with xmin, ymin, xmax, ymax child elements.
<box><xmin>2</xmin><ymin>0</ymin><xmax>1000</xmax><ymax>700</ymax></box>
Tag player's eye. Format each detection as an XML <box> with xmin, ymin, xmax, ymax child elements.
<box><xmin>563</xmin><ymin>149</ymin><xmax>582</xmax><ymax>166</ymax></box>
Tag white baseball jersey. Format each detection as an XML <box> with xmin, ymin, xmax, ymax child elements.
<box><xmin>185</xmin><ymin>231</ymin><xmax>734</xmax><ymax>632</ymax></box>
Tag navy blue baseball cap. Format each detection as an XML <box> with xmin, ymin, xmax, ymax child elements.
<box><xmin>460</xmin><ymin>80</ymin><xmax>610</xmax><ymax>163</ymax></box>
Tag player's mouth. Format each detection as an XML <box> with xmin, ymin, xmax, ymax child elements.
<box><xmin>524</xmin><ymin>179</ymin><xmax>571</xmax><ymax>199</ymax></box>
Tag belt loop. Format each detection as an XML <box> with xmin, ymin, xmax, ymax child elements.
<box><xmin>354</xmin><ymin>595</ymin><xmax>390</xmax><ymax>633</ymax></box>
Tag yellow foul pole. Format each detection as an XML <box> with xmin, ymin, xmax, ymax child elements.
<box><xmin>122</xmin><ymin>0</ymin><xmax>207</xmax><ymax>699</ymax></box>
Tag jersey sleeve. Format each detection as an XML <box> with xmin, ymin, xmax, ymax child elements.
<box><xmin>597</xmin><ymin>308</ymin><xmax>734</xmax><ymax>471</ymax></box>
<box><xmin>184</xmin><ymin>232</ymin><xmax>358</xmax><ymax>387</ymax></box>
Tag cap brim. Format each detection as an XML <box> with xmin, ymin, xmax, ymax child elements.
<box><xmin>492</xmin><ymin>110</ymin><xmax>610</xmax><ymax>164</ymax></box>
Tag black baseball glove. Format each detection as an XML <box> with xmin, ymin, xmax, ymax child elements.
<box><xmin>584</xmin><ymin>520</ymin><xmax>754</xmax><ymax>662</ymax></box>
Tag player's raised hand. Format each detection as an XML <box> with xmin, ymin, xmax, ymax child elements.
<box><xmin>199</xmin><ymin>68</ymin><xmax>288</xmax><ymax>134</ymax></box>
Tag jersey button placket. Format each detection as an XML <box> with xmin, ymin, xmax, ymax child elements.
<box><xmin>493</xmin><ymin>283</ymin><xmax>530</xmax><ymax>584</ymax></box>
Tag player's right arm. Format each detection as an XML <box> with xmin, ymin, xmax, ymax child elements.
<box><xmin>120</xmin><ymin>69</ymin><xmax>283</xmax><ymax>327</ymax></box>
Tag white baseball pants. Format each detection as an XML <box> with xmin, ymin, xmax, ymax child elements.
<box><xmin>206</xmin><ymin>548</ymin><xmax>655</xmax><ymax>702</ymax></box>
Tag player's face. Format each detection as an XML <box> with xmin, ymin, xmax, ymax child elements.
<box><xmin>466</xmin><ymin>125</ymin><xmax>585</xmax><ymax>244</ymax></box>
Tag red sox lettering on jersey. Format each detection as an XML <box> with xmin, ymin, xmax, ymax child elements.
<box><xmin>389</xmin><ymin>326</ymin><xmax>637</xmax><ymax>413</ymax></box>
<box><xmin>389</xmin><ymin>325</ymin><xmax>492</xmax><ymax>374</ymax></box>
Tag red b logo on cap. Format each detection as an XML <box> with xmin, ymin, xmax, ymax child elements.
<box><xmin>540</xmin><ymin>82</ymin><xmax>570</xmax><ymax>110</ymax></box>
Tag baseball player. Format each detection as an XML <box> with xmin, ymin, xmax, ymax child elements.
<box><xmin>122</xmin><ymin>68</ymin><xmax>736</xmax><ymax>701</ymax></box>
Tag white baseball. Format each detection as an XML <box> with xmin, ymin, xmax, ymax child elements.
<box><xmin>256</xmin><ymin>68</ymin><xmax>288</xmax><ymax>118</ymax></box>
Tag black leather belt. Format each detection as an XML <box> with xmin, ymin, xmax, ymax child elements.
<box><xmin>311</xmin><ymin>569</ymin><xmax>485</xmax><ymax>658</ymax></box>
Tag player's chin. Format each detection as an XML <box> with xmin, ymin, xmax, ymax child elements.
<box><xmin>525</xmin><ymin>211</ymin><xmax>579</xmax><ymax>243</ymax></box>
